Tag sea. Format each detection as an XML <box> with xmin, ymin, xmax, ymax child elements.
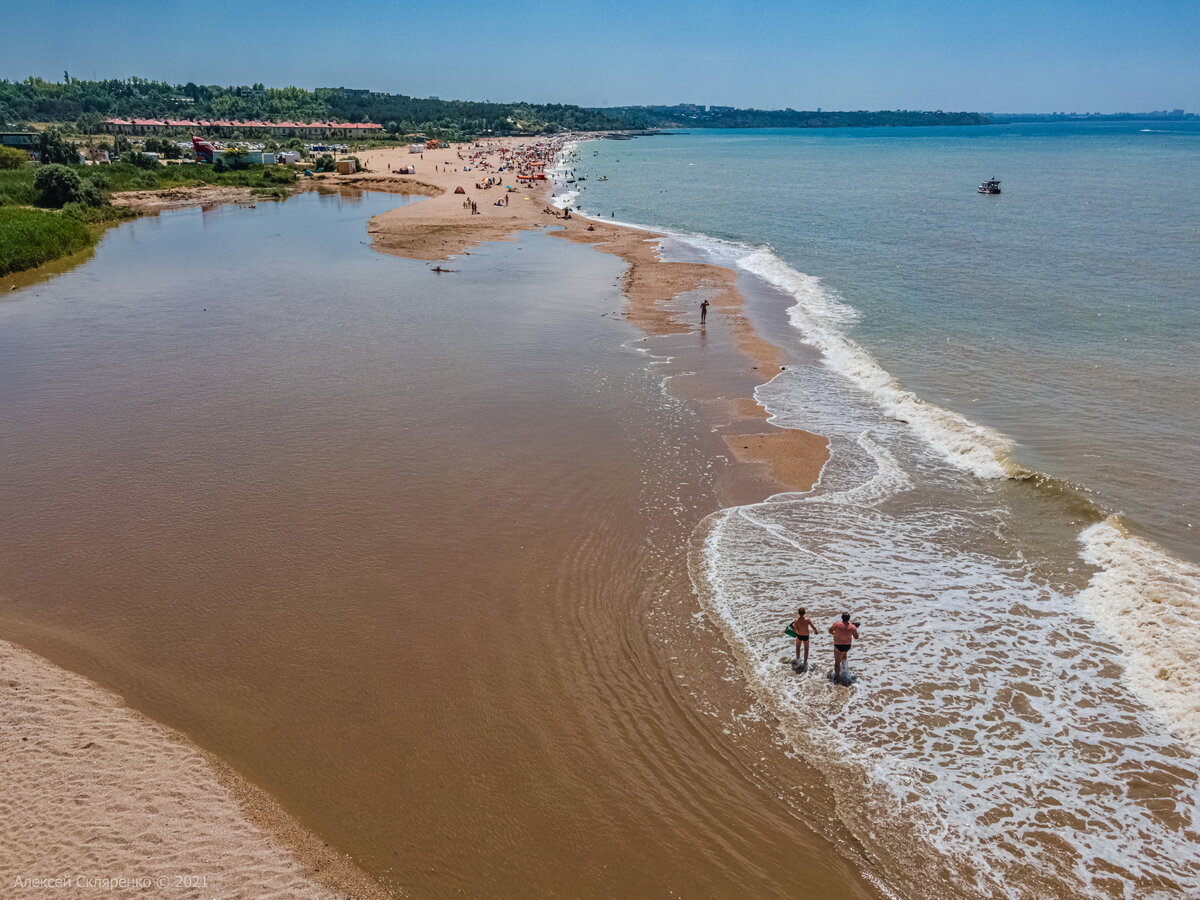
<box><xmin>556</xmin><ymin>123</ymin><xmax>1200</xmax><ymax>899</ymax></box>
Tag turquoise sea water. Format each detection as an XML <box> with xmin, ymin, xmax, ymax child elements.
<box><xmin>568</xmin><ymin>123</ymin><xmax>1200</xmax><ymax>561</ymax></box>
<box><xmin>560</xmin><ymin>124</ymin><xmax>1200</xmax><ymax>899</ymax></box>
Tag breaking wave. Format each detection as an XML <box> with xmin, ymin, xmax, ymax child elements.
<box><xmin>570</xmin><ymin>140</ymin><xmax>1200</xmax><ymax>896</ymax></box>
<box><xmin>694</xmin><ymin>366</ymin><xmax>1200</xmax><ymax>899</ymax></box>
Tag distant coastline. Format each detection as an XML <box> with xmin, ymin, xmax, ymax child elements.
<box><xmin>590</xmin><ymin>105</ymin><xmax>990</xmax><ymax>128</ymax></box>
<box><xmin>987</xmin><ymin>109</ymin><xmax>1197</xmax><ymax>123</ymax></box>
<box><xmin>2</xmin><ymin>75</ymin><xmax>989</xmax><ymax>140</ymax></box>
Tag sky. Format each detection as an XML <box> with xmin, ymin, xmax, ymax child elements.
<box><xmin>6</xmin><ymin>0</ymin><xmax>1199</xmax><ymax>113</ymax></box>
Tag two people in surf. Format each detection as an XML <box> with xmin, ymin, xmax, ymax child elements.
<box><xmin>787</xmin><ymin>609</ymin><xmax>860</xmax><ymax>679</ymax></box>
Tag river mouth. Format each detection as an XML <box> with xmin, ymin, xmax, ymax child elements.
<box><xmin>0</xmin><ymin>191</ymin><xmax>879</xmax><ymax>897</ymax></box>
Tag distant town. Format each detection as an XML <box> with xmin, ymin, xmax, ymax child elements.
<box><xmin>987</xmin><ymin>109</ymin><xmax>1195</xmax><ymax>123</ymax></box>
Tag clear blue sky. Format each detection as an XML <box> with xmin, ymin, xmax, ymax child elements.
<box><xmin>7</xmin><ymin>0</ymin><xmax>1199</xmax><ymax>112</ymax></box>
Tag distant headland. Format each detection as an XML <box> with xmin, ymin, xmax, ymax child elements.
<box><xmin>589</xmin><ymin>104</ymin><xmax>990</xmax><ymax>128</ymax></box>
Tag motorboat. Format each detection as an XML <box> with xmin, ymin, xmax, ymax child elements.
<box><xmin>978</xmin><ymin>178</ymin><xmax>1001</xmax><ymax>194</ymax></box>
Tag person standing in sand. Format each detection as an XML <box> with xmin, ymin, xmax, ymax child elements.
<box><xmin>700</xmin><ymin>299</ymin><xmax>709</xmax><ymax>324</ymax></box>
<box><xmin>829</xmin><ymin>613</ymin><xmax>859</xmax><ymax>681</ymax></box>
<box><xmin>787</xmin><ymin>607</ymin><xmax>816</xmax><ymax>668</ymax></box>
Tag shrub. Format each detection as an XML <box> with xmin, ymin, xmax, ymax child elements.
<box><xmin>38</xmin><ymin>128</ymin><xmax>81</xmax><ymax>166</ymax></box>
<box><xmin>61</xmin><ymin>202</ymin><xmax>138</xmax><ymax>224</ymax></box>
<box><xmin>122</xmin><ymin>151</ymin><xmax>160</xmax><ymax>170</ymax></box>
<box><xmin>83</xmin><ymin>168</ymin><xmax>111</xmax><ymax>189</ymax></box>
<box><xmin>34</xmin><ymin>165</ymin><xmax>105</xmax><ymax>208</ymax></box>
<box><xmin>35</xmin><ymin>164</ymin><xmax>88</xmax><ymax>207</ymax></box>
<box><xmin>142</xmin><ymin>137</ymin><xmax>182</xmax><ymax>159</ymax></box>
<box><xmin>251</xmin><ymin>185</ymin><xmax>290</xmax><ymax>200</ymax></box>
<box><xmin>0</xmin><ymin>207</ymin><xmax>94</xmax><ymax>276</ymax></box>
<box><xmin>0</xmin><ymin>145</ymin><xmax>30</xmax><ymax>170</ymax></box>
<box><xmin>262</xmin><ymin>166</ymin><xmax>296</xmax><ymax>184</ymax></box>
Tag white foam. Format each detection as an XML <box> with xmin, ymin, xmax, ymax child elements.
<box><xmin>549</xmin><ymin>140</ymin><xmax>581</xmax><ymax>210</ymax></box>
<box><xmin>733</xmin><ymin>246</ymin><xmax>1020</xmax><ymax>480</ymax></box>
<box><xmin>567</xmin><ymin>202</ymin><xmax>1022</xmax><ymax>481</ymax></box>
<box><xmin>696</xmin><ymin>419</ymin><xmax>1200</xmax><ymax>899</ymax></box>
<box><xmin>688</xmin><ymin>364</ymin><xmax>1200</xmax><ymax>898</ymax></box>
<box><xmin>1078</xmin><ymin>518</ymin><xmax>1200</xmax><ymax>747</ymax></box>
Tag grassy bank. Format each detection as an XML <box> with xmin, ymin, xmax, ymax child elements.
<box><xmin>0</xmin><ymin>169</ymin><xmax>39</xmax><ymax>206</ymax></box>
<box><xmin>94</xmin><ymin>162</ymin><xmax>299</xmax><ymax>193</ymax></box>
<box><xmin>0</xmin><ymin>207</ymin><xmax>95</xmax><ymax>276</ymax></box>
<box><xmin>0</xmin><ymin>162</ymin><xmax>298</xmax><ymax>204</ymax></box>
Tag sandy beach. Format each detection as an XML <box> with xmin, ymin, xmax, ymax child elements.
<box><xmin>1</xmin><ymin>638</ymin><xmax>388</xmax><ymax>899</ymax></box>
<box><xmin>340</xmin><ymin>138</ymin><xmax>829</xmax><ymax>494</ymax></box>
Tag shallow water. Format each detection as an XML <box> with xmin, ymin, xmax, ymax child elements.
<box><xmin>0</xmin><ymin>191</ymin><xmax>876</xmax><ymax>897</ymax></box>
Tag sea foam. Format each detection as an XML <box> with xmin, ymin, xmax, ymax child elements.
<box><xmin>696</xmin><ymin>365</ymin><xmax>1200</xmax><ymax>899</ymax></box>
<box><xmin>1078</xmin><ymin>518</ymin><xmax>1200</xmax><ymax>746</ymax></box>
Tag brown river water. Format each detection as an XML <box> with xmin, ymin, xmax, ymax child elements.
<box><xmin>0</xmin><ymin>193</ymin><xmax>879</xmax><ymax>897</ymax></box>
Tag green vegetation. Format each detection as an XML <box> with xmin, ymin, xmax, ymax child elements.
<box><xmin>0</xmin><ymin>207</ymin><xmax>94</xmax><ymax>276</ymax></box>
<box><xmin>50</xmin><ymin>160</ymin><xmax>297</xmax><ymax>194</ymax></box>
<box><xmin>142</xmin><ymin>136</ymin><xmax>182</xmax><ymax>158</ymax></box>
<box><xmin>60</xmin><ymin>201</ymin><xmax>138</xmax><ymax>224</ymax></box>
<box><xmin>0</xmin><ymin>76</ymin><xmax>624</xmax><ymax>139</ymax></box>
<box><xmin>1</xmin><ymin>75</ymin><xmax>991</xmax><ymax>138</ymax></box>
<box><xmin>35</xmin><ymin>164</ymin><xmax>103</xmax><ymax>207</ymax></box>
<box><xmin>120</xmin><ymin>151</ymin><xmax>160</xmax><ymax>169</ymax></box>
<box><xmin>37</xmin><ymin>127</ymin><xmax>81</xmax><ymax>164</ymax></box>
<box><xmin>0</xmin><ymin>145</ymin><xmax>29</xmax><ymax>169</ymax></box>
<box><xmin>0</xmin><ymin>168</ymin><xmax>38</xmax><ymax>205</ymax></box>
<box><xmin>250</xmin><ymin>185</ymin><xmax>290</xmax><ymax>200</ymax></box>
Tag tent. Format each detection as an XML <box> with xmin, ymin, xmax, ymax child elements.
<box><xmin>453</xmin><ymin>186</ymin><xmax>466</xmax><ymax>194</ymax></box>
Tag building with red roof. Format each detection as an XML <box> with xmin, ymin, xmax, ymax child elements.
<box><xmin>102</xmin><ymin>118</ymin><xmax>384</xmax><ymax>138</ymax></box>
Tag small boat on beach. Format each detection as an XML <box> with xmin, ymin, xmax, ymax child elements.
<box><xmin>978</xmin><ymin>178</ymin><xmax>1002</xmax><ymax>194</ymax></box>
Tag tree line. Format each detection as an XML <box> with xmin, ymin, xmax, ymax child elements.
<box><xmin>0</xmin><ymin>76</ymin><xmax>626</xmax><ymax>138</ymax></box>
<box><xmin>1</xmin><ymin>76</ymin><xmax>992</xmax><ymax>139</ymax></box>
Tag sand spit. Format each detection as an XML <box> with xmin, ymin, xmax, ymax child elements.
<box><xmin>111</xmin><ymin>185</ymin><xmax>260</xmax><ymax>212</ymax></box>
<box><xmin>349</xmin><ymin>139</ymin><xmax>828</xmax><ymax>493</ymax></box>
<box><xmin>0</xmin><ymin>638</ymin><xmax>390</xmax><ymax>899</ymax></box>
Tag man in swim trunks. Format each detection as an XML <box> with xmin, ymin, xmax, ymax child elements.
<box><xmin>788</xmin><ymin>607</ymin><xmax>816</xmax><ymax>668</ymax></box>
<box><xmin>828</xmin><ymin>613</ymin><xmax>860</xmax><ymax>682</ymax></box>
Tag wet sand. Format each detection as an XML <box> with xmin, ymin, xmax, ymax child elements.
<box><xmin>0</xmin><ymin>144</ymin><xmax>859</xmax><ymax>897</ymax></box>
